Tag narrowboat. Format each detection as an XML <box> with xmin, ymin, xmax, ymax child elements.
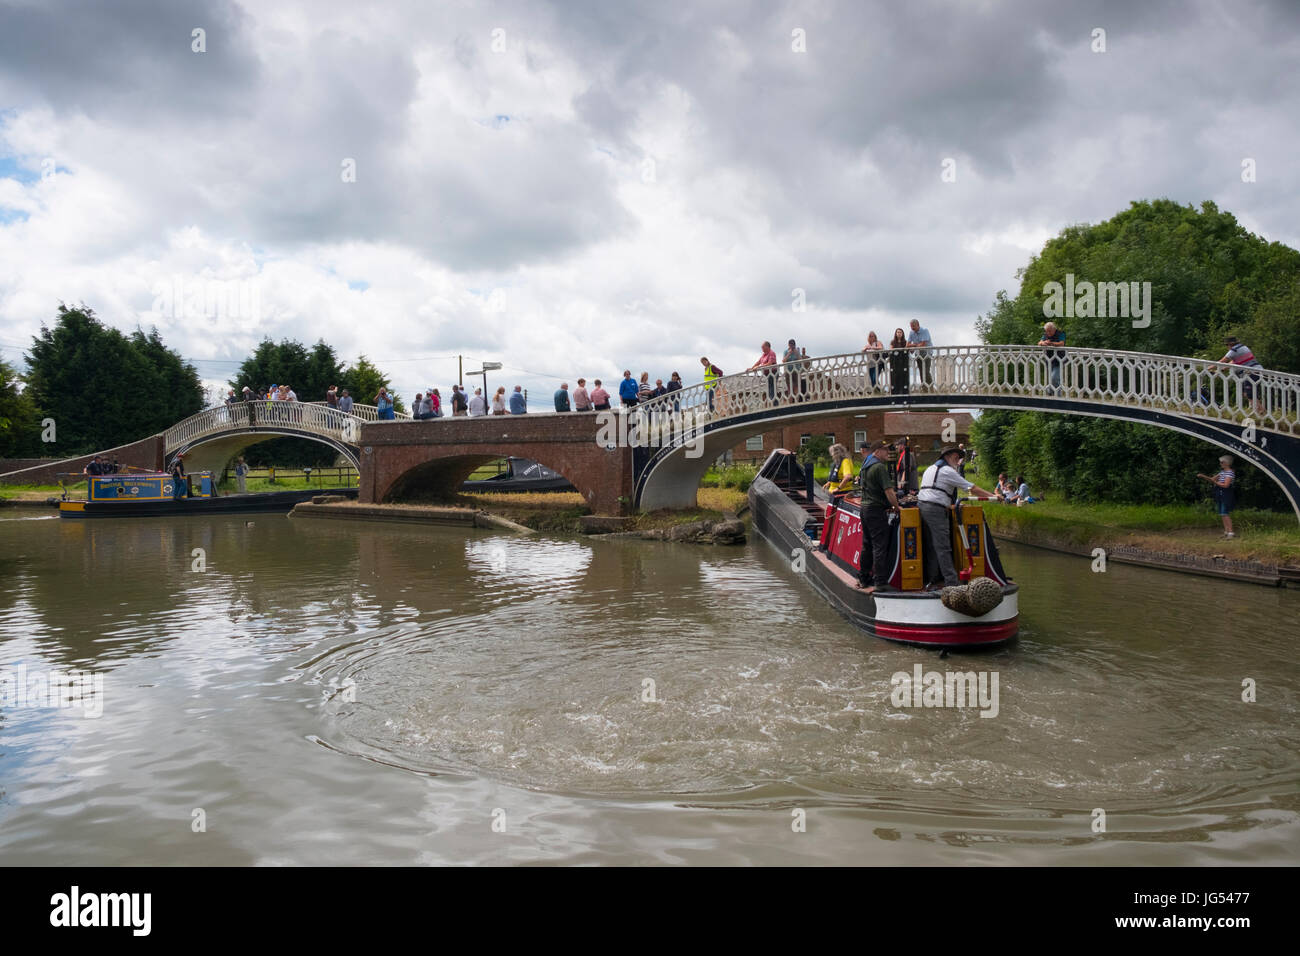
<box><xmin>748</xmin><ymin>449</ymin><xmax>1018</xmax><ymax>649</ymax></box>
<box><xmin>461</xmin><ymin>457</ymin><xmax>576</xmax><ymax>494</ymax></box>
<box><xmin>58</xmin><ymin>472</ymin><xmax>358</xmax><ymax>518</ymax></box>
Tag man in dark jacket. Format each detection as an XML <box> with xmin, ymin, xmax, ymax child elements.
<box><xmin>170</xmin><ymin>454</ymin><xmax>188</xmax><ymax>500</ymax></box>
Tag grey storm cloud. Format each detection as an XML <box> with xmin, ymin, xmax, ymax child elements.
<box><xmin>1</xmin><ymin>0</ymin><xmax>1298</xmax><ymax>397</ymax></box>
<box><xmin>0</xmin><ymin>0</ymin><xmax>261</xmax><ymax>118</ymax></box>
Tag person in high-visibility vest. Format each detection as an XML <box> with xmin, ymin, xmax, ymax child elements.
<box><xmin>700</xmin><ymin>357</ymin><xmax>723</xmax><ymax>412</ymax></box>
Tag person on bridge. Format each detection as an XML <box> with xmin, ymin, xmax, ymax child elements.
<box><xmin>665</xmin><ymin>372</ymin><xmax>683</xmax><ymax>412</ymax></box>
<box><xmin>855</xmin><ymin>440</ymin><xmax>901</xmax><ymax>594</ymax></box>
<box><xmin>619</xmin><ymin>371</ymin><xmax>639</xmax><ymax>408</ymax></box>
<box><xmin>907</xmin><ymin>320</ymin><xmax>933</xmax><ymax>390</ymax></box>
<box><xmin>637</xmin><ymin>373</ymin><xmax>654</xmax><ymax>403</ymax></box>
<box><xmin>326</xmin><ymin>386</ymin><xmax>339</xmax><ymax>409</ymax></box>
<box><xmin>887</xmin><ymin>329</ymin><xmax>909</xmax><ymax>396</ymax></box>
<box><xmin>1219</xmin><ymin>336</ymin><xmax>1266</xmax><ymax>417</ymax></box>
<box><xmin>590</xmin><ymin>380</ymin><xmax>610</xmax><ymax>411</ymax></box>
<box><xmin>572</xmin><ymin>379</ymin><xmax>591</xmax><ymax>412</ymax></box>
<box><xmin>375</xmin><ymin>388</ymin><xmax>395</xmax><ymax>420</ymax></box>
<box><xmin>1038</xmin><ymin>321</ymin><xmax>1067</xmax><ymax>393</ymax></box>
<box><xmin>554</xmin><ymin>383</ymin><xmax>571</xmax><ymax>412</ymax></box>
<box><xmin>468</xmin><ymin>388</ymin><xmax>487</xmax><ymax>416</ymax></box>
<box><xmin>412</xmin><ymin>393</ymin><xmax>429</xmax><ymax>419</ymax></box>
<box><xmin>863</xmin><ymin>331</ymin><xmax>885</xmax><ymax>389</ymax></box>
<box><xmin>450</xmin><ymin>385</ymin><xmax>467</xmax><ymax>416</ymax></box>
<box><xmin>1197</xmin><ymin>455</ymin><xmax>1237</xmax><ymax>538</ymax></box>
<box><xmin>700</xmin><ymin>357</ymin><xmax>723</xmax><ymax>411</ymax></box>
<box><xmin>240</xmin><ymin>386</ymin><xmax>257</xmax><ymax>426</ymax></box>
<box><xmin>918</xmin><ymin>447</ymin><xmax>997</xmax><ymax>589</ymax></box>
<box><xmin>492</xmin><ymin>387</ymin><xmax>508</xmax><ymax>415</ymax></box>
<box><xmin>338</xmin><ymin>389</ymin><xmax>353</xmax><ymax>414</ymax></box>
<box><xmin>781</xmin><ymin>339</ymin><xmax>802</xmax><ymax>399</ymax></box>
<box><xmin>510</xmin><ymin>385</ymin><xmax>527</xmax><ymax>414</ymax></box>
<box><xmin>747</xmin><ymin>341</ymin><xmax>779</xmax><ymax>403</ymax></box>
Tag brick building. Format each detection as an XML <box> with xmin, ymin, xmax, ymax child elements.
<box><xmin>722</xmin><ymin>411</ymin><xmax>974</xmax><ymax>465</ymax></box>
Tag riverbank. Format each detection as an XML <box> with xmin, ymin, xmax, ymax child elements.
<box><xmin>290</xmin><ymin>488</ymin><xmax>751</xmax><ymax>541</ymax></box>
<box><xmin>457</xmin><ymin>488</ymin><xmax>748</xmax><ymax>535</ymax></box>
<box><xmin>979</xmin><ymin>499</ymin><xmax>1300</xmax><ymax>586</ymax></box>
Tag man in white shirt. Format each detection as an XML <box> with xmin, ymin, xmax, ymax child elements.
<box><xmin>917</xmin><ymin>446</ymin><xmax>997</xmax><ymax>588</ymax></box>
<box><xmin>467</xmin><ymin>388</ymin><xmax>487</xmax><ymax>416</ymax></box>
<box><xmin>907</xmin><ymin>319</ymin><xmax>933</xmax><ymax>389</ymax></box>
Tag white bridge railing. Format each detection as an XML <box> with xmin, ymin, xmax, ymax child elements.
<box><xmin>163</xmin><ymin>401</ymin><xmax>411</xmax><ymax>453</ymax></box>
<box><xmin>633</xmin><ymin>345</ymin><xmax>1300</xmax><ymax>438</ymax></box>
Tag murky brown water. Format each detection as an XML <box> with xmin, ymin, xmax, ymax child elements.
<box><xmin>0</xmin><ymin>511</ymin><xmax>1296</xmax><ymax>864</ymax></box>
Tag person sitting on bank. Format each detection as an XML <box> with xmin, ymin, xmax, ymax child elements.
<box><xmin>855</xmin><ymin>440</ymin><xmax>902</xmax><ymax>594</ymax></box>
<box><xmin>994</xmin><ymin>472</ymin><xmax>1015</xmax><ymax>502</ymax></box>
<box><xmin>1196</xmin><ymin>455</ymin><xmax>1237</xmax><ymax>538</ymax></box>
<box><xmin>824</xmin><ymin>443</ymin><xmax>855</xmax><ymax>494</ymax></box>
<box><xmin>1008</xmin><ymin>475</ymin><xmax>1037</xmax><ymax>505</ymax></box>
<box><xmin>917</xmin><ymin>446</ymin><xmax>998</xmax><ymax>589</ymax></box>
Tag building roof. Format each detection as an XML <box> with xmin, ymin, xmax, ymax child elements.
<box><xmin>882</xmin><ymin>411</ymin><xmax>974</xmax><ymax>435</ymax></box>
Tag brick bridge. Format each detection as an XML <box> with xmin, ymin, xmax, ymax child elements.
<box><xmin>359</xmin><ymin>415</ymin><xmax>632</xmax><ymax>514</ymax></box>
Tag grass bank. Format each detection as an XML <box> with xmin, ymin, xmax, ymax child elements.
<box><xmin>963</xmin><ymin>466</ymin><xmax>1300</xmax><ymax>567</ymax></box>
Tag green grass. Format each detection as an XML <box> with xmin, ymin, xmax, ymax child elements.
<box><xmin>218</xmin><ymin>473</ymin><xmax>356</xmax><ymax>493</ymax></box>
<box><xmin>699</xmin><ymin>464</ymin><xmax>758</xmax><ymax>491</ymax></box>
<box><xmin>963</xmin><ymin>465</ymin><xmax>1300</xmax><ymax>565</ymax></box>
<box><xmin>0</xmin><ymin>481</ymin><xmax>78</xmax><ymax>499</ymax></box>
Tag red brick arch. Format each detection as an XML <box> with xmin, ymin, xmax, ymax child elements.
<box><xmin>358</xmin><ymin>416</ymin><xmax>633</xmax><ymax>514</ymax></box>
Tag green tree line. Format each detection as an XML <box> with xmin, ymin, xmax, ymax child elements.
<box><xmin>4</xmin><ymin>306</ymin><xmax>403</xmax><ymax>466</ymax></box>
<box><xmin>972</xmin><ymin>199</ymin><xmax>1300</xmax><ymax>511</ymax></box>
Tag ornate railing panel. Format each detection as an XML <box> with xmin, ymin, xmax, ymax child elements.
<box><xmin>163</xmin><ymin>401</ymin><xmax>411</xmax><ymax>453</ymax></box>
<box><xmin>632</xmin><ymin>346</ymin><xmax>1300</xmax><ymax>444</ymax></box>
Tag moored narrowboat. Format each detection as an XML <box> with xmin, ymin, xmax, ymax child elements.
<box><xmin>748</xmin><ymin>449</ymin><xmax>1018</xmax><ymax>649</ymax></box>
<box><xmin>57</xmin><ymin>472</ymin><xmax>357</xmax><ymax>518</ymax></box>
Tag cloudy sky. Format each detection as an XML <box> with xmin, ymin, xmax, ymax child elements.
<box><xmin>1</xmin><ymin>0</ymin><xmax>1297</xmax><ymax>404</ymax></box>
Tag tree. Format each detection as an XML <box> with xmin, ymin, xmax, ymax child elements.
<box><xmin>25</xmin><ymin>305</ymin><xmax>202</xmax><ymax>455</ymax></box>
<box><xmin>343</xmin><ymin>355</ymin><xmax>406</xmax><ymax>413</ymax></box>
<box><xmin>228</xmin><ymin>342</ymin><xmax>402</xmax><ymax>467</ymax></box>
<box><xmin>797</xmin><ymin>434</ymin><xmax>832</xmax><ymax>467</ymax></box>
<box><xmin>131</xmin><ymin>327</ymin><xmax>204</xmax><ymax>423</ymax></box>
<box><xmin>972</xmin><ymin>200</ymin><xmax>1300</xmax><ymax>510</ymax></box>
<box><xmin>0</xmin><ymin>359</ymin><xmax>43</xmax><ymax>458</ymax></box>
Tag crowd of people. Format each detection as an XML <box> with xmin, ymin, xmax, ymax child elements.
<box><xmin>828</xmin><ymin>441</ymin><xmax>1000</xmax><ymax>594</ymax></box>
<box><xmin>82</xmin><ymin>455</ymin><xmax>122</xmax><ymax>475</ymax></box>
<box><xmin>214</xmin><ymin>323</ymin><xmax>1271</xmax><ymax>426</ymax></box>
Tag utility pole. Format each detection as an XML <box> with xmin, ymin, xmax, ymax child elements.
<box><xmin>458</xmin><ymin>355</ymin><xmax>462</xmax><ymax>387</ymax></box>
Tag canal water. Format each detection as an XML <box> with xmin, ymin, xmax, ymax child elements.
<box><xmin>1</xmin><ymin>512</ymin><xmax>1296</xmax><ymax>865</ymax></box>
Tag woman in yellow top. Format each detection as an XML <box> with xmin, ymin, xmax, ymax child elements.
<box><xmin>824</xmin><ymin>443</ymin><xmax>855</xmax><ymax>493</ymax></box>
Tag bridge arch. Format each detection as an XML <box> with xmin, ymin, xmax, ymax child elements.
<box><xmin>631</xmin><ymin>346</ymin><xmax>1300</xmax><ymax>521</ymax></box>
<box><xmin>358</xmin><ymin>416</ymin><xmax>629</xmax><ymax>514</ymax></box>
<box><xmin>162</xmin><ymin>401</ymin><xmax>407</xmax><ymax>476</ymax></box>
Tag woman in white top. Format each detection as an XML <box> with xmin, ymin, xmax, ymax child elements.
<box><xmin>491</xmin><ymin>387</ymin><xmax>508</xmax><ymax>416</ymax></box>
<box><xmin>862</xmin><ymin>332</ymin><xmax>885</xmax><ymax>389</ymax></box>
